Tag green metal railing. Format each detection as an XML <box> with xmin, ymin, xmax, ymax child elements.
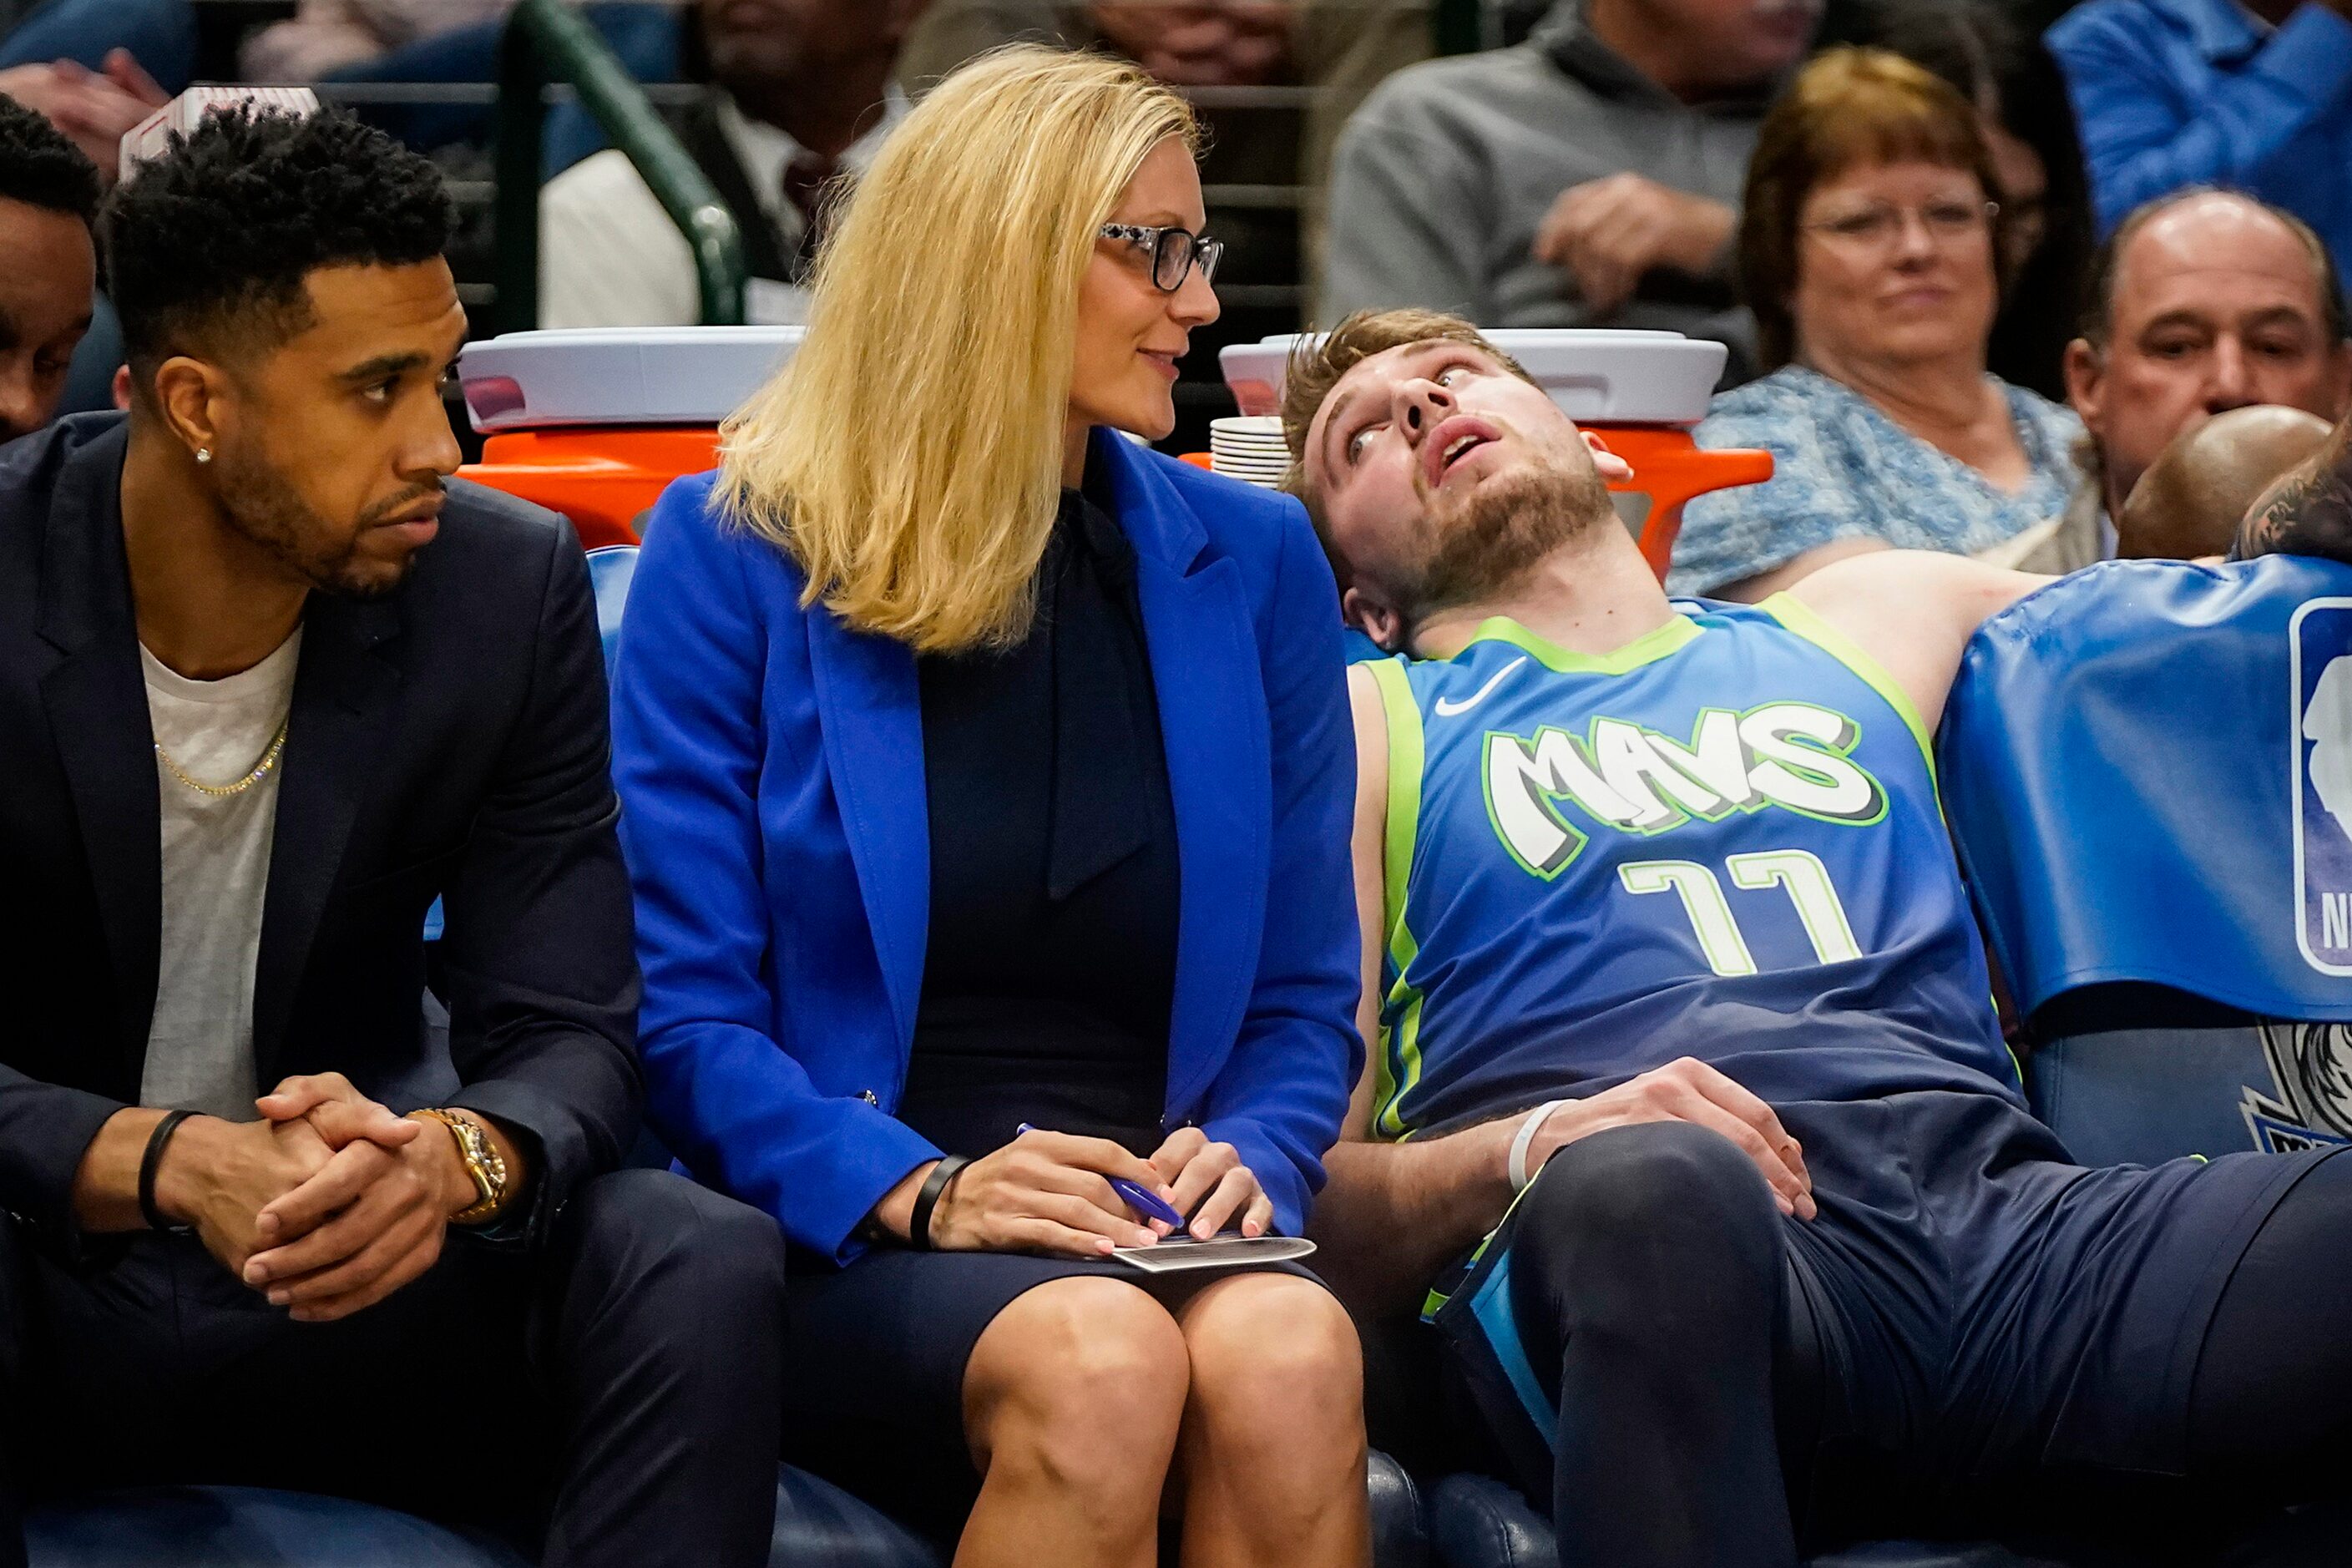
<box><xmin>1432</xmin><ymin>0</ymin><xmax>1485</xmax><ymax>54</ymax></box>
<box><xmin>493</xmin><ymin>0</ymin><xmax>746</xmax><ymax>331</ymax></box>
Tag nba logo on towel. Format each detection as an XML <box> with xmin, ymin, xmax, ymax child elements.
<box><xmin>2291</xmin><ymin>599</ymin><xmax>2352</xmax><ymax>974</ymax></box>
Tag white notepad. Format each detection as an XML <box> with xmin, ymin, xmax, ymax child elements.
<box><xmin>1110</xmin><ymin>1234</ymin><xmax>1318</xmax><ymax>1274</ymax></box>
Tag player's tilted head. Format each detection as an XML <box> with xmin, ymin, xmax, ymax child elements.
<box><xmin>1283</xmin><ymin>308</ymin><xmax>1630</xmax><ymax>647</ymax></box>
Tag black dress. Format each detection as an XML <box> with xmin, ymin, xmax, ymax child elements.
<box><xmin>780</xmin><ymin>473</ymin><xmax>1207</xmax><ymax>1533</ymax></box>
<box><xmin>895</xmin><ymin>469</ymin><xmax>1180</xmax><ymax>1161</ymax></box>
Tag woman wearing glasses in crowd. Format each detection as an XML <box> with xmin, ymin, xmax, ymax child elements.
<box><xmin>1667</xmin><ymin>48</ymin><xmax>2086</xmax><ymax>601</ymax></box>
<box><xmin>610</xmin><ymin>43</ymin><xmax>1371</xmax><ymax>1568</ymax></box>
<box><xmin>1859</xmin><ymin>0</ymin><xmax>2095</xmax><ymax>403</ymax></box>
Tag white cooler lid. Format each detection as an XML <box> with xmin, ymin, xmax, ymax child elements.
<box><xmin>458</xmin><ymin>326</ymin><xmax>806</xmax><ymax>432</ymax></box>
<box><xmin>1220</xmin><ymin>327</ymin><xmax>1724</xmax><ymax>427</ymax></box>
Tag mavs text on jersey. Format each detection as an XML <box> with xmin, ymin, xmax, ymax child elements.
<box><xmin>1362</xmin><ymin>594</ymin><xmax>2021</xmax><ymax>1144</ymax></box>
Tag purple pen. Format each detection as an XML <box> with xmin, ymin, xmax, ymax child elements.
<box><xmin>1016</xmin><ymin>1123</ymin><xmax>1186</xmax><ymax>1228</ymax></box>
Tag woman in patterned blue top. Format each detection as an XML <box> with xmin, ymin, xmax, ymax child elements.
<box><xmin>1669</xmin><ymin>49</ymin><xmax>2084</xmax><ymax>600</ymax></box>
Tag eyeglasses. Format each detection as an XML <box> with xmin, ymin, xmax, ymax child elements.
<box><xmin>1802</xmin><ymin>199</ymin><xmax>1999</xmax><ymax>252</ymax></box>
<box><xmin>1100</xmin><ymin>222</ymin><xmax>1225</xmax><ymax>291</ymax></box>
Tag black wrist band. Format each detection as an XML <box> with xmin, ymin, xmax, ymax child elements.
<box><xmin>138</xmin><ymin>1110</ymin><xmax>197</xmax><ymax>1235</ymax></box>
<box><xmin>907</xmin><ymin>1156</ymin><xmax>969</xmax><ymax>1251</ymax></box>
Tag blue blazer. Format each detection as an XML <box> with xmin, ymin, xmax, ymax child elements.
<box><xmin>611</xmin><ymin>431</ymin><xmax>1363</xmax><ymax>1262</ymax></box>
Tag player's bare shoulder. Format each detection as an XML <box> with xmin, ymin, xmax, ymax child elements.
<box><xmin>1788</xmin><ymin>549</ymin><xmax>2047</xmax><ymax>654</ymax></box>
<box><xmin>1783</xmin><ymin>550</ymin><xmax>2052</xmax><ymax>731</ymax></box>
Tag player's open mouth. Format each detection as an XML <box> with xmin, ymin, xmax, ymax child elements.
<box><xmin>1425</xmin><ymin>417</ymin><xmax>1500</xmax><ymax>488</ymax></box>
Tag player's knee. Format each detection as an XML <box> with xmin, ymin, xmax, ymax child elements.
<box><xmin>1521</xmin><ymin>1122</ymin><xmax>1783</xmax><ymax>1308</ymax></box>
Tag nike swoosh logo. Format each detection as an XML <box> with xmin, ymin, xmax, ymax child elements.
<box><xmin>1433</xmin><ymin>655</ymin><xmax>1528</xmax><ymax>718</ymax></box>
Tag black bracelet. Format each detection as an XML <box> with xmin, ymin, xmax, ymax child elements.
<box><xmin>138</xmin><ymin>1110</ymin><xmax>198</xmax><ymax>1235</ymax></box>
<box><xmin>907</xmin><ymin>1156</ymin><xmax>970</xmax><ymax>1252</ymax></box>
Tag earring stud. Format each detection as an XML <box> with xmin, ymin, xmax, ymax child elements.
<box><xmin>195</xmin><ymin>448</ymin><xmax>210</xmax><ymax>464</ymax></box>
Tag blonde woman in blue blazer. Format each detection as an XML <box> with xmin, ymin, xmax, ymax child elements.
<box><xmin>611</xmin><ymin>46</ymin><xmax>1372</xmax><ymax>1568</ymax></box>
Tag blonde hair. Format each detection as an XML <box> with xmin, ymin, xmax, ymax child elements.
<box><xmin>715</xmin><ymin>46</ymin><xmax>1198</xmax><ymax>653</ymax></box>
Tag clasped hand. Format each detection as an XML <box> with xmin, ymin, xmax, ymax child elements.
<box><xmin>177</xmin><ymin>1073</ymin><xmax>471</xmax><ymax>1323</ymax></box>
<box><xmin>1533</xmin><ymin>174</ymin><xmax>1736</xmax><ymax>318</ymax></box>
<box><xmin>927</xmin><ymin>1125</ymin><xmax>1277</xmax><ymax>1257</ymax></box>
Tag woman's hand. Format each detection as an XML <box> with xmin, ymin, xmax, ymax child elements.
<box><xmin>879</xmin><ymin>1132</ymin><xmax>1175</xmax><ymax>1257</ymax></box>
<box><xmin>1147</xmin><ymin>1126</ymin><xmax>1275</xmax><ymax>1240</ymax></box>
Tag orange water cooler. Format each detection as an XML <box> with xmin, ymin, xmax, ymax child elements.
<box><xmin>1217</xmin><ymin>329</ymin><xmax>1771</xmax><ymax>580</ymax></box>
<box><xmin>455</xmin><ymin>326</ymin><xmax>807</xmax><ymax>546</ymax></box>
<box><xmin>456</xmin><ymin>326</ymin><xmax>1771</xmax><ymax>587</ymax></box>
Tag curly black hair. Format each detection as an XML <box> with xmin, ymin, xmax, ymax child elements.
<box><xmin>0</xmin><ymin>93</ymin><xmax>101</xmax><ymax>225</ymax></box>
<box><xmin>100</xmin><ymin>106</ymin><xmax>453</xmax><ymax>369</ymax></box>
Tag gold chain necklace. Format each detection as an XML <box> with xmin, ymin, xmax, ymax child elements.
<box><xmin>154</xmin><ymin>719</ymin><xmax>289</xmax><ymax>799</ymax></box>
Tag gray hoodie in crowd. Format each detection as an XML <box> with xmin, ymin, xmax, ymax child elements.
<box><xmin>1321</xmin><ymin>0</ymin><xmax>1773</xmax><ymax>384</ymax></box>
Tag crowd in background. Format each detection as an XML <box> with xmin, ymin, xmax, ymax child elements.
<box><xmin>0</xmin><ymin>0</ymin><xmax>2343</xmax><ymax>586</ymax></box>
<box><xmin>0</xmin><ymin>5</ymin><xmax>2349</xmax><ymax>1565</ymax></box>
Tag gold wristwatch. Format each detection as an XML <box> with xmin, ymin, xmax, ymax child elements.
<box><xmin>410</xmin><ymin>1108</ymin><xmax>512</xmax><ymax>1226</ymax></box>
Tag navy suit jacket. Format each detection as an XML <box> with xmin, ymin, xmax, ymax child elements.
<box><xmin>0</xmin><ymin>413</ymin><xmax>641</xmax><ymax>1256</ymax></box>
<box><xmin>612</xmin><ymin>431</ymin><xmax>1363</xmax><ymax>1262</ymax></box>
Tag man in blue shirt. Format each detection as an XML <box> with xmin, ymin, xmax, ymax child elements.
<box><xmin>2049</xmin><ymin>0</ymin><xmax>2352</xmax><ymax>286</ymax></box>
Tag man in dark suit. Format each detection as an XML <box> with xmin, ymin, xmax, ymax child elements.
<box><xmin>0</xmin><ymin>105</ymin><xmax>787</xmax><ymax>1565</ymax></box>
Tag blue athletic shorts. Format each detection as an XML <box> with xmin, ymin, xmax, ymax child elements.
<box><xmin>1429</xmin><ymin>1090</ymin><xmax>2335</xmax><ymax>1499</ymax></box>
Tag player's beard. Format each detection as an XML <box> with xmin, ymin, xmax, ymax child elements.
<box><xmin>1396</xmin><ymin>448</ymin><xmax>1616</xmax><ymax>623</ymax></box>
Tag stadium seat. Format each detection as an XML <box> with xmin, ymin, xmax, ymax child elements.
<box><xmin>26</xmin><ymin>1487</ymin><xmax>530</xmax><ymax>1567</ymax></box>
<box><xmin>766</xmin><ymin>1469</ymin><xmax>939</xmax><ymax>1568</ymax></box>
<box><xmin>1428</xmin><ymin>1459</ymin><xmax>2352</xmax><ymax>1566</ymax></box>
<box><xmin>2019</xmin><ymin>1016</ymin><xmax>2332</xmax><ymax>1167</ymax></box>
<box><xmin>585</xmin><ymin>544</ymin><xmax>639</xmax><ymax>672</ymax></box>
<box><xmin>1426</xmin><ymin>1474</ymin><xmax>2063</xmax><ymax>1568</ymax></box>
<box><xmin>23</xmin><ymin>1471</ymin><xmax>951</xmax><ymax>1568</ymax></box>
<box><xmin>1940</xmin><ymin>556</ymin><xmax>2352</xmax><ymax>1165</ymax></box>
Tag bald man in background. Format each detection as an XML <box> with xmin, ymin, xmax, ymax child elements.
<box><xmin>2117</xmin><ymin>404</ymin><xmax>2336</xmax><ymax>559</ymax></box>
<box><xmin>2022</xmin><ymin>188</ymin><xmax>2352</xmax><ymax>574</ymax></box>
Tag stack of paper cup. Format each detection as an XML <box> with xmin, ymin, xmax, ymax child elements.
<box><xmin>1208</xmin><ymin>416</ymin><xmax>1291</xmax><ymax>489</ymax></box>
<box><xmin>121</xmin><ymin>88</ymin><xmax>323</xmax><ymax>180</ymax></box>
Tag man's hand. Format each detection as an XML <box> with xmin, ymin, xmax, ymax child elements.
<box><xmin>144</xmin><ymin>1114</ymin><xmax>340</xmax><ymax>1277</ymax></box>
<box><xmin>1146</xmin><ymin>1125</ymin><xmax>1276</xmax><ymax>1239</ymax></box>
<box><xmin>0</xmin><ymin>50</ymin><xmax>168</xmax><ymax>183</ymax></box>
<box><xmin>1088</xmin><ymin>2</ymin><xmax>1296</xmax><ymax>87</ymax></box>
<box><xmin>1520</xmin><ymin>1058</ymin><xmax>1817</xmax><ymax>1219</ymax></box>
<box><xmin>1533</xmin><ymin>175</ymin><xmax>1736</xmax><ymax>317</ymax></box>
<box><xmin>239</xmin><ymin>1073</ymin><xmax>467</xmax><ymax>1323</ymax></box>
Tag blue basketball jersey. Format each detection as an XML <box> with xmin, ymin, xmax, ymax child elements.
<box><xmin>1364</xmin><ymin>595</ymin><xmax>2018</xmax><ymax>1141</ymax></box>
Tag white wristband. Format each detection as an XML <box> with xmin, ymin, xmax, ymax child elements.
<box><xmin>1508</xmin><ymin>1100</ymin><xmax>1565</xmax><ymax>1192</ymax></box>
